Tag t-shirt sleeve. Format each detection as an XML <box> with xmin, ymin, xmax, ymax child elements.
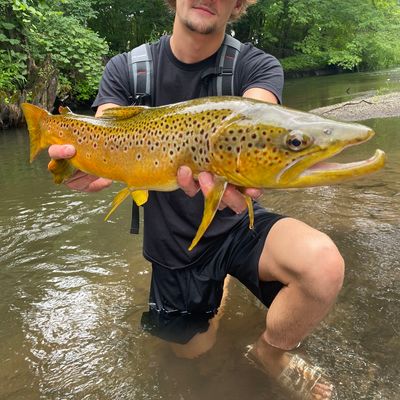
<box><xmin>92</xmin><ymin>53</ymin><xmax>131</xmax><ymax>110</ymax></box>
<box><xmin>237</xmin><ymin>45</ymin><xmax>284</xmax><ymax>104</ymax></box>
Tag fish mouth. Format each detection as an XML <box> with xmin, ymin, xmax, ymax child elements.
<box><xmin>289</xmin><ymin>148</ymin><xmax>386</xmax><ymax>187</ymax></box>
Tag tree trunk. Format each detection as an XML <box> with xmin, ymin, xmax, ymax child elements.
<box><xmin>0</xmin><ymin>55</ymin><xmax>58</xmax><ymax>129</ymax></box>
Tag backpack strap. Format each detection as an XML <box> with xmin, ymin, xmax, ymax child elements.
<box><xmin>200</xmin><ymin>34</ymin><xmax>242</xmax><ymax>97</ymax></box>
<box><xmin>128</xmin><ymin>43</ymin><xmax>153</xmax><ymax>106</ymax></box>
<box><xmin>127</xmin><ymin>43</ymin><xmax>154</xmax><ymax>234</ymax></box>
<box><xmin>215</xmin><ymin>34</ymin><xmax>242</xmax><ymax>96</ymax></box>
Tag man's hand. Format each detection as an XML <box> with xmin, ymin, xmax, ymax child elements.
<box><xmin>177</xmin><ymin>166</ymin><xmax>262</xmax><ymax>213</ymax></box>
<box><xmin>48</xmin><ymin>144</ymin><xmax>112</xmax><ymax>192</ymax></box>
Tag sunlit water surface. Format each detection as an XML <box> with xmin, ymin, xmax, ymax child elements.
<box><xmin>1</xmin><ymin>69</ymin><xmax>399</xmax><ymax>400</ymax></box>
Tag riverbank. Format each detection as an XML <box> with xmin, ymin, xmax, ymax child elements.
<box><xmin>310</xmin><ymin>91</ymin><xmax>400</xmax><ymax>121</ymax></box>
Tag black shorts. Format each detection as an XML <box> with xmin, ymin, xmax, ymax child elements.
<box><xmin>141</xmin><ymin>208</ymin><xmax>285</xmax><ymax>344</ymax></box>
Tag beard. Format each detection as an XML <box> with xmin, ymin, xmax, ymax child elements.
<box><xmin>184</xmin><ymin>18</ymin><xmax>217</xmax><ymax>34</ymax></box>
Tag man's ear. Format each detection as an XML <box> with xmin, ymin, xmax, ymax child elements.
<box><xmin>231</xmin><ymin>0</ymin><xmax>244</xmax><ymax>19</ymax></box>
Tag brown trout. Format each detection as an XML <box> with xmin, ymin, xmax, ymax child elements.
<box><xmin>22</xmin><ymin>96</ymin><xmax>386</xmax><ymax>250</ymax></box>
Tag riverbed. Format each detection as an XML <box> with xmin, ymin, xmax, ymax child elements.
<box><xmin>1</xmin><ymin>68</ymin><xmax>399</xmax><ymax>399</ymax></box>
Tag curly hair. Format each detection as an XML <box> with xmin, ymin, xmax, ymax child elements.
<box><xmin>164</xmin><ymin>1</ymin><xmax>257</xmax><ymax>21</ymax></box>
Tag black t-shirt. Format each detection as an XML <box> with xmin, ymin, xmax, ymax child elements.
<box><xmin>93</xmin><ymin>35</ymin><xmax>284</xmax><ymax>269</ymax></box>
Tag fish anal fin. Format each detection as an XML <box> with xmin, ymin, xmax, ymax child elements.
<box><xmin>48</xmin><ymin>158</ymin><xmax>75</xmax><ymax>184</ymax></box>
<box><xmin>104</xmin><ymin>187</ymin><xmax>131</xmax><ymax>221</ymax></box>
<box><xmin>188</xmin><ymin>177</ymin><xmax>228</xmax><ymax>251</ymax></box>
<box><xmin>131</xmin><ymin>190</ymin><xmax>148</xmax><ymax>206</ymax></box>
<box><xmin>100</xmin><ymin>106</ymin><xmax>145</xmax><ymax>120</ymax></box>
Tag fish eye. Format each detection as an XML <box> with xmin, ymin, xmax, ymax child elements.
<box><xmin>285</xmin><ymin>131</ymin><xmax>312</xmax><ymax>151</ymax></box>
<box><xmin>324</xmin><ymin>128</ymin><xmax>333</xmax><ymax>136</ymax></box>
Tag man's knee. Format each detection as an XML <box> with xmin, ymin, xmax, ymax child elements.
<box><xmin>299</xmin><ymin>234</ymin><xmax>345</xmax><ymax>302</ymax></box>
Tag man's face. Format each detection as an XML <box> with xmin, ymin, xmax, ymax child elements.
<box><xmin>175</xmin><ymin>0</ymin><xmax>242</xmax><ymax>35</ymax></box>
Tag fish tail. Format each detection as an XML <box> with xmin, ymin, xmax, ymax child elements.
<box><xmin>21</xmin><ymin>103</ymin><xmax>50</xmax><ymax>163</ymax></box>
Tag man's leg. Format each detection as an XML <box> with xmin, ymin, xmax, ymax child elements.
<box><xmin>252</xmin><ymin>217</ymin><xmax>344</xmax><ymax>398</ymax></box>
<box><xmin>259</xmin><ymin>217</ymin><xmax>344</xmax><ymax>350</ymax></box>
<box><xmin>170</xmin><ymin>276</ymin><xmax>230</xmax><ymax>359</ymax></box>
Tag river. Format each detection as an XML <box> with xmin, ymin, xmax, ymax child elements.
<box><xmin>1</xmin><ymin>69</ymin><xmax>399</xmax><ymax>400</ymax></box>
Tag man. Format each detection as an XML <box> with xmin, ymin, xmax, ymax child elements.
<box><xmin>49</xmin><ymin>1</ymin><xmax>342</xmax><ymax>398</ymax></box>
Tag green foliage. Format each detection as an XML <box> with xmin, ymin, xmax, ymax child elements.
<box><xmin>234</xmin><ymin>0</ymin><xmax>400</xmax><ymax>72</ymax></box>
<box><xmin>25</xmin><ymin>8</ymin><xmax>108</xmax><ymax>101</ymax></box>
<box><xmin>0</xmin><ymin>49</ymin><xmax>27</xmax><ymax>91</ymax></box>
<box><xmin>89</xmin><ymin>0</ymin><xmax>173</xmax><ymax>54</ymax></box>
<box><xmin>0</xmin><ymin>0</ymin><xmax>108</xmax><ymax>103</ymax></box>
<box><xmin>281</xmin><ymin>54</ymin><xmax>326</xmax><ymax>73</ymax></box>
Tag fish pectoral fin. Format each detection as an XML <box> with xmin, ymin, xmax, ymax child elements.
<box><xmin>131</xmin><ymin>190</ymin><xmax>148</xmax><ymax>206</ymax></box>
<box><xmin>188</xmin><ymin>177</ymin><xmax>228</xmax><ymax>251</ymax></box>
<box><xmin>100</xmin><ymin>106</ymin><xmax>146</xmax><ymax>120</ymax></box>
<box><xmin>48</xmin><ymin>158</ymin><xmax>75</xmax><ymax>184</ymax></box>
<box><xmin>104</xmin><ymin>187</ymin><xmax>131</xmax><ymax>221</ymax></box>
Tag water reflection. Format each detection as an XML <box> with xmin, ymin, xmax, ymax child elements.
<box><xmin>1</xmin><ymin>73</ymin><xmax>399</xmax><ymax>399</ymax></box>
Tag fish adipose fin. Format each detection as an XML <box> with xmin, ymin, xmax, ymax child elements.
<box><xmin>188</xmin><ymin>177</ymin><xmax>228</xmax><ymax>251</ymax></box>
<box><xmin>100</xmin><ymin>106</ymin><xmax>146</xmax><ymax>120</ymax></box>
<box><xmin>21</xmin><ymin>103</ymin><xmax>50</xmax><ymax>162</ymax></box>
<box><xmin>48</xmin><ymin>159</ymin><xmax>76</xmax><ymax>184</ymax></box>
<box><xmin>58</xmin><ymin>106</ymin><xmax>74</xmax><ymax>115</ymax></box>
<box><xmin>105</xmin><ymin>188</ymin><xmax>149</xmax><ymax>221</ymax></box>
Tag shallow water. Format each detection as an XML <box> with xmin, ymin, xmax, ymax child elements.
<box><xmin>1</xmin><ymin>69</ymin><xmax>399</xmax><ymax>399</ymax></box>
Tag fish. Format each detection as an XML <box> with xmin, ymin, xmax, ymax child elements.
<box><xmin>21</xmin><ymin>96</ymin><xmax>386</xmax><ymax>250</ymax></box>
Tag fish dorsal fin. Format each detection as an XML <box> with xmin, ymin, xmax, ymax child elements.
<box><xmin>59</xmin><ymin>106</ymin><xmax>74</xmax><ymax>115</ymax></box>
<box><xmin>100</xmin><ymin>106</ymin><xmax>146</xmax><ymax>120</ymax></box>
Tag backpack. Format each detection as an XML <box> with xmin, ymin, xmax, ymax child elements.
<box><xmin>127</xmin><ymin>34</ymin><xmax>242</xmax><ymax>234</ymax></box>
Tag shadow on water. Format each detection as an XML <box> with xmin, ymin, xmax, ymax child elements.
<box><xmin>0</xmin><ymin>69</ymin><xmax>399</xmax><ymax>400</ymax></box>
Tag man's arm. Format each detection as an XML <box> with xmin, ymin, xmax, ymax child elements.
<box><xmin>243</xmin><ymin>87</ymin><xmax>279</xmax><ymax>104</ymax></box>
